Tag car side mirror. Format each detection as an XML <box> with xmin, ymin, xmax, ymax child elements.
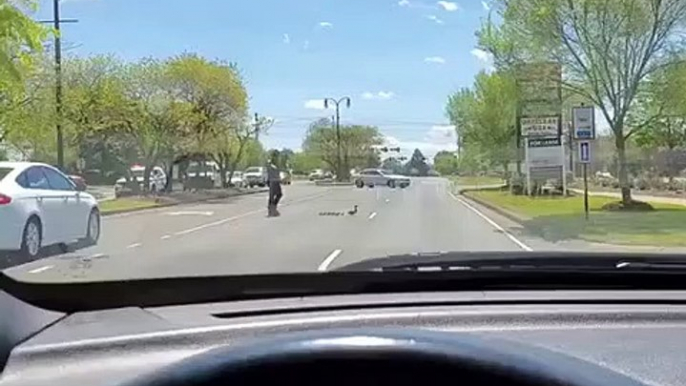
<box><xmin>75</xmin><ymin>184</ymin><xmax>87</xmax><ymax>192</ymax></box>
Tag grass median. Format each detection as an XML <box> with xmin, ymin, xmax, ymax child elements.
<box><xmin>466</xmin><ymin>190</ymin><xmax>686</xmax><ymax>247</ymax></box>
<box><xmin>99</xmin><ymin>197</ymin><xmax>161</xmax><ymax>215</ymax></box>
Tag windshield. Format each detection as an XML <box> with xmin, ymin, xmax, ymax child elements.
<box><xmin>2</xmin><ymin>0</ymin><xmax>686</xmax><ymax>287</ymax></box>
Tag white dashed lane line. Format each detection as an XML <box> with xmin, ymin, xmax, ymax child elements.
<box><xmin>368</xmin><ymin>212</ymin><xmax>377</xmax><ymax>220</ymax></box>
<box><xmin>318</xmin><ymin>249</ymin><xmax>342</xmax><ymax>272</ymax></box>
<box><xmin>126</xmin><ymin>243</ymin><xmax>142</xmax><ymax>249</ymax></box>
<box><xmin>160</xmin><ymin>235</ymin><xmax>172</xmax><ymax>240</ymax></box>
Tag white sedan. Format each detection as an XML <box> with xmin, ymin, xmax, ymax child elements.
<box><xmin>354</xmin><ymin>168</ymin><xmax>411</xmax><ymax>189</ymax></box>
<box><xmin>0</xmin><ymin>162</ymin><xmax>101</xmax><ymax>259</ymax></box>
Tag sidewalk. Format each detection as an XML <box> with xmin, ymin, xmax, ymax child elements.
<box><xmin>570</xmin><ymin>188</ymin><xmax>686</xmax><ymax>207</ymax></box>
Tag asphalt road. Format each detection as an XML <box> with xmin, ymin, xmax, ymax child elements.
<box><xmin>5</xmin><ymin>178</ymin><xmax>564</xmax><ymax>282</ymax></box>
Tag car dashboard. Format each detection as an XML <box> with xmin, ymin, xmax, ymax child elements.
<box><xmin>0</xmin><ymin>290</ymin><xmax>685</xmax><ymax>385</ymax></box>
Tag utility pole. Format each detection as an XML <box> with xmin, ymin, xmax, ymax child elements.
<box><xmin>39</xmin><ymin>2</ymin><xmax>78</xmax><ymax>171</ymax></box>
<box><xmin>324</xmin><ymin>97</ymin><xmax>351</xmax><ymax>182</ymax></box>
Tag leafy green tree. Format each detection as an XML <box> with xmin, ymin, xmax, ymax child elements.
<box><xmin>290</xmin><ymin>151</ymin><xmax>321</xmax><ymax>174</ymax></box>
<box><xmin>433</xmin><ymin>151</ymin><xmax>458</xmax><ymax>176</ymax></box>
<box><xmin>381</xmin><ymin>157</ymin><xmax>404</xmax><ymax>174</ymax></box>
<box><xmin>446</xmin><ymin>71</ymin><xmax>517</xmax><ymax>173</ymax></box>
<box><xmin>405</xmin><ymin>149</ymin><xmax>429</xmax><ymax>176</ymax></box>
<box><xmin>303</xmin><ymin>118</ymin><xmax>383</xmax><ymax>180</ymax></box>
<box><xmin>480</xmin><ymin>0</ymin><xmax>686</xmax><ymax>205</ymax></box>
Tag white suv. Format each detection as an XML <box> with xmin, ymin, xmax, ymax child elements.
<box><xmin>243</xmin><ymin>167</ymin><xmax>267</xmax><ymax>188</ymax></box>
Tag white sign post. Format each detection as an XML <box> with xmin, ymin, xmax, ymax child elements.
<box><xmin>573</xmin><ymin>106</ymin><xmax>596</xmax><ymax>140</ymax></box>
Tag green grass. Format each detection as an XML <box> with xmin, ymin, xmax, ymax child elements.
<box><xmin>466</xmin><ymin>190</ymin><xmax>686</xmax><ymax>247</ymax></box>
<box><xmin>99</xmin><ymin>198</ymin><xmax>161</xmax><ymax>214</ymax></box>
<box><xmin>452</xmin><ymin>176</ymin><xmax>505</xmax><ymax>187</ymax></box>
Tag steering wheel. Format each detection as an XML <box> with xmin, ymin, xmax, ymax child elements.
<box><xmin>121</xmin><ymin>329</ymin><xmax>646</xmax><ymax>386</ymax></box>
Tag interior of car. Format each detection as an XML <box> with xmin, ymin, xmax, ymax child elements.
<box><xmin>1</xmin><ymin>254</ymin><xmax>685</xmax><ymax>386</ymax></box>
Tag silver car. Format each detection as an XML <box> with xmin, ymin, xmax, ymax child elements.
<box><xmin>355</xmin><ymin>168</ymin><xmax>410</xmax><ymax>189</ymax></box>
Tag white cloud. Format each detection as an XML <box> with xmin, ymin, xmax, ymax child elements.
<box><xmin>361</xmin><ymin>91</ymin><xmax>395</xmax><ymax>100</ymax></box>
<box><xmin>425</xmin><ymin>15</ymin><xmax>444</xmax><ymax>24</ymax></box>
<box><xmin>437</xmin><ymin>1</ymin><xmax>458</xmax><ymax>11</ymax></box>
<box><xmin>304</xmin><ymin>99</ymin><xmax>326</xmax><ymax>110</ymax></box>
<box><xmin>318</xmin><ymin>21</ymin><xmax>333</xmax><ymax>28</ymax></box>
<box><xmin>481</xmin><ymin>1</ymin><xmax>490</xmax><ymax>11</ymax></box>
<box><xmin>398</xmin><ymin>0</ymin><xmax>411</xmax><ymax>7</ymax></box>
<box><xmin>471</xmin><ymin>48</ymin><xmax>491</xmax><ymax>62</ymax></box>
<box><xmin>471</xmin><ymin>48</ymin><xmax>495</xmax><ymax>72</ymax></box>
<box><xmin>424</xmin><ymin>56</ymin><xmax>446</xmax><ymax>64</ymax></box>
<box><xmin>383</xmin><ymin>128</ymin><xmax>457</xmax><ymax>162</ymax></box>
<box><xmin>283</xmin><ymin>33</ymin><xmax>290</xmax><ymax>44</ymax></box>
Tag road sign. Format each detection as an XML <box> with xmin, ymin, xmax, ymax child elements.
<box><xmin>528</xmin><ymin>137</ymin><xmax>561</xmax><ymax>148</ymax></box>
<box><xmin>573</xmin><ymin>106</ymin><xmax>596</xmax><ymax>139</ymax></box>
<box><xmin>521</xmin><ymin>116</ymin><xmax>560</xmax><ymax>137</ymax></box>
<box><xmin>579</xmin><ymin>141</ymin><xmax>591</xmax><ymax>163</ymax></box>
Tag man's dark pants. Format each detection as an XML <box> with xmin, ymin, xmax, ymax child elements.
<box><xmin>268</xmin><ymin>181</ymin><xmax>283</xmax><ymax>213</ymax></box>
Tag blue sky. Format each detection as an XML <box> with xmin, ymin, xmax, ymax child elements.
<box><xmin>36</xmin><ymin>0</ymin><xmax>494</xmax><ymax>160</ymax></box>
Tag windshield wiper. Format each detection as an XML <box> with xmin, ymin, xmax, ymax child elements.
<box><xmin>336</xmin><ymin>251</ymin><xmax>686</xmax><ymax>272</ymax></box>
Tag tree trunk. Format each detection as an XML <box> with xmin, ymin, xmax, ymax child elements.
<box><xmin>614</xmin><ymin>134</ymin><xmax>632</xmax><ymax>205</ymax></box>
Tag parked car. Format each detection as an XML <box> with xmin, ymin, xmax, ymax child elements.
<box><xmin>187</xmin><ymin>161</ymin><xmax>220</xmax><ymax>188</ymax></box>
<box><xmin>280</xmin><ymin>170</ymin><xmax>292</xmax><ymax>185</ymax></box>
<box><xmin>114</xmin><ymin>165</ymin><xmax>167</xmax><ymax>197</ymax></box>
<box><xmin>354</xmin><ymin>168</ymin><xmax>411</xmax><ymax>189</ymax></box>
<box><xmin>0</xmin><ymin>162</ymin><xmax>101</xmax><ymax>259</ymax></box>
<box><xmin>228</xmin><ymin>171</ymin><xmax>244</xmax><ymax>187</ymax></box>
<box><xmin>244</xmin><ymin>166</ymin><xmax>267</xmax><ymax>188</ymax></box>
<box><xmin>308</xmin><ymin>169</ymin><xmax>333</xmax><ymax>181</ymax></box>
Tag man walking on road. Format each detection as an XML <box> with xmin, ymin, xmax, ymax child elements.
<box><xmin>267</xmin><ymin>150</ymin><xmax>283</xmax><ymax>217</ymax></box>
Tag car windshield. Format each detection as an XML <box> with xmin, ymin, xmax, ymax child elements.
<box><xmin>3</xmin><ymin>0</ymin><xmax>686</xmax><ymax>289</ymax></box>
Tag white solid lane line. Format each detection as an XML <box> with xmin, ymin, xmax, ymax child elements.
<box><xmin>368</xmin><ymin>212</ymin><xmax>377</xmax><ymax>220</ymax></box>
<box><xmin>28</xmin><ymin>265</ymin><xmax>54</xmax><ymax>274</ymax></box>
<box><xmin>449</xmin><ymin>192</ymin><xmax>533</xmax><ymax>252</ymax></box>
<box><xmin>318</xmin><ymin>249</ymin><xmax>342</xmax><ymax>272</ymax></box>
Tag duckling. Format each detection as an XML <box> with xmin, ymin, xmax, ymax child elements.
<box><xmin>348</xmin><ymin>205</ymin><xmax>358</xmax><ymax>215</ymax></box>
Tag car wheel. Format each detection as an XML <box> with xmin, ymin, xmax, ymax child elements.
<box><xmin>388</xmin><ymin>180</ymin><xmax>396</xmax><ymax>189</ymax></box>
<box><xmin>355</xmin><ymin>180</ymin><xmax>364</xmax><ymax>188</ymax></box>
<box><xmin>150</xmin><ymin>184</ymin><xmax>158</xmax><ymax>194</ymax></box>
<box><xmin>20</xmin><ymin>217</ymin><xmax>42</xmax><ymax>259</ymax></box>
<box><xmin>86</xmin><ymin>209</ymin><xmax>101</xmax><ymax>245</ymax></box>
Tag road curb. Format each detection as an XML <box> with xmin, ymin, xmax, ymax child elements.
<box><xmin>101</xmin><ymin>188</ymin><xmax>268</xmax><ymax>217</ymax></box>
<box><xmin>460</xmin><ymin>191</ymin><xmax>529</xmax><ymax>224</ymax></box>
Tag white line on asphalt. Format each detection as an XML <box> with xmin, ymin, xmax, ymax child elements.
<box><xmin>174</xmin><ymin>191</ymin><xmax>331</xmax><ymax>236</ymax></box>
<box><xmin>126</xmin><ymin>243</ymin><xmax>142</xmax><ymax>249</ymax></box>
<box><xmin>28</xmin><ymin>265</ymin><xmax>53</xmax><ymax>274</ymax></box>
<box><xmin>449</xmin><ymin>192</ymin><xmax>533</xmax><ymax>252</ymax></box>
<box><xmin>174</xmin><ymin>208</ymin><xmax>264</xmax><ymax>236</ymax></box>
<box><xmin>368</xmin><ymin>212</ymin><xmax>377</xmax><ymax>220</ymax></box>
<box><xmin>160</xmin><ymin>235</ymin><xmax>172</xmax><ymax>240</ymax></box>
<box><xmin>385</xmin><ymin>198</ymin><xmax>390</xmax><ymax>203</ymax></box>
<box><xmin>318</xmin><ymin>249</ymin><xmax>342</xmax><ymax>271</ymax></box>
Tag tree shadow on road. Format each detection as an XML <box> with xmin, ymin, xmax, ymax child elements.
<box><xmin>520</xmin><ymin>209</ymin><xmax>686</xmax><ymax>247</ymax></box>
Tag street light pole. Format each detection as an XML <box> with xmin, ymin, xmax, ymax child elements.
<box><xmin>39</xmin><ymin>3</ymin><xmax>77</xmax><ymax>170</ymax></box>
<box><xmin>324</xmin><ymin>97</ymin><xmax>351</xmax><ymax>182</ymax></box>
<box><xmin>53</xmin><ymin>0</ymin><xmax>64</xmax><ymax>170</ymax></box>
